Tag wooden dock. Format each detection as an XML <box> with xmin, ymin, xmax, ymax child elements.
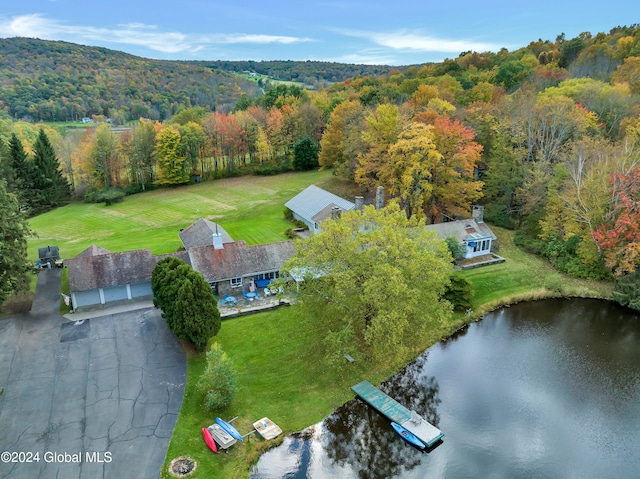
<box><xmin>351</xmin><ymin>380</ymin><xmax>444</xmax><ymax>448</ymax></box>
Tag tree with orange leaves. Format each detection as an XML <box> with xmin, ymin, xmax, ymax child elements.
<box><xmin>593</xmin><ymin>165</ymin><xmax>640</xmax><ymax>275</ymax></box>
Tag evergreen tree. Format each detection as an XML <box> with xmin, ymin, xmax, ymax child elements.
<box><xmin>0</xmin><ymin>139</ymin><xmax>13</xmax><ymax>186</ymax></box>
<box><xmin>612</xmin><ymin>272</ymin><xmax>640</xmax><ymax>311</ymax></box>
<box><xmin>0</xmin><ymin>180</ymin><xmax>32</xmax><ymax>305</ymax></box>
<box><xmin>6</xmin><ymin>133</ymin><xmax>29</xmax><ymax>201</ymax></box>
<box><xmin>174</xmin><ymin>271</ymin><xmax>222</xmax><ymax>351</ymax></box>
<box><xmin>293</xmin><ymin>134</ymin><xmax>319</xmax><ymax>170</ymax></box>
<box><xmin>30</xmin><ymin>129</ymin><xmax>71</xmax><ymax>211</ymax></box>
<box><xmin>152</xmin><ymin>257</ymin><xmax>221</xmax><ymax>352</ymax></box>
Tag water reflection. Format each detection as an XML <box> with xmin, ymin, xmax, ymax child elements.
<box><xmin>251</xmin><ymin>356</ymin><xmax>442</xmax><ymax>479</ymax></box>
<box><xmin>322</xmin><ymin>354</ymin><xmax>441</xmax><ymax>478</ymax></box>
<box><xmin>252</xmin><ymin>299</ymin><xmax>640</xmax><ymax>479</ymax></box>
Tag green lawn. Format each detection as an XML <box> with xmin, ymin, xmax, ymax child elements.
<box><xmin>27</xmin><ymin>170</ymin><xmax>333</xmax><ymax>261</ymax></box>
<box><xmin>25</xmin><ymin>172</ymin><xmax>613</xmax><ymax>478</ymax></box>
<box><xmin>461</xmin><ymin>227</ymin><xmax>612</xmax><ymax>311</ymax></box>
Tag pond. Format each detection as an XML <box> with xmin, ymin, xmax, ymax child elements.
<box><xmin>251</xmin><ymin>299</ymin><xmax>640</xmax><ymax>478</ymax></box>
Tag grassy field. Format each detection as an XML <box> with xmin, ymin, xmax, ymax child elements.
<box><xmin>27</xmin><ymin>170</ymin><xmax>336</xmax><ymax>262</ymax></box>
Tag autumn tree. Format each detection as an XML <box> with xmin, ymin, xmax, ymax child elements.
<box><xmin>612</xmin><ymin>56</ymin><xmax>640</xmax><ymax>94</ymax></box>
<box><xmin>355</xmin><ymin>103</ymin><xmax>403</xmax><ymax>189</ymax></box>
<box><xmin>178</xmin><ymin>121</ymin><xmax>205</xmax><ymax>174</ymax></box>
<box><xmin>54</xmin><ymin>129</ymin><xmax>81</xmax><ymax>195</ymax></box>
<box><xmin>426</xmin><ymin>117</ymin><xmax>484</xmax><ymax>222</ymax></box>
<box><xmin>254</xmin><ymin>126</ymin><xmax>272</xmax><ymax>168</ymax></box>
<box><xmin>539</xmin><ymin>138</ymin><xmax>621</xmax><ymax>278</ymax></box>
<box><xmin>380</xmin><ymin>120</ymin><xmax>483</xmax><ymax>222</ymax></box>
<box><xmin>284</xmin><ymin>202</ymin><xmax>453</xmax><ymax>366</ymax></box>
<box><xmin>383</xmin><ymin>122</ymin><xmax>442</xmax><ymax>218</ymax></box>
<box><xmin>318</xmin><ymin>99</ymin><xmax>365</xmax><ymax>179</ymax></box>
<box><xmin>122</xmin><ymin>119</ymin><xmax>156</xmax><ymax>189</ymax></box>
<box><xmin>155</xmin><ymin>125</ymin><xmax>189</xmax><ymax>185</ymax></box>
<box><xmin>89</xmin><ymin>124</ymin><xmax>119</xmax><ymax>188</ymax></box>
<box><xmin>593</xmin><ymin>165</ymin><xmax>640</xmax><ymax>275</ymax></box>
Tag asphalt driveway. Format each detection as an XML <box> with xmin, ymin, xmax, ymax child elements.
<box><xmin>0</xmin><ymin>270</ymin><xmax>186</xmax><ymax>479</ymax></box>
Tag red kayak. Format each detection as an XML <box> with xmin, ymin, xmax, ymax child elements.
<box><xmin>202</xmin><ymin>427</ymin><xmax>218</xmax><ymax>453</ymax></box>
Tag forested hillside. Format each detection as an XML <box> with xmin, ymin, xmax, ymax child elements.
<box><xmin>2</xmin><ymin>25</ymin><xmax>640</xmax><ymax>309</ymax></box>
<box><xmin>0</xmin><ymin>38</ymin><xmax>261</xmax><ymax>122</ymax></box>
<box><xmin>204</xmin><ymin>60</ymin><xmax>404</xmax><ymax>87</ymax></box>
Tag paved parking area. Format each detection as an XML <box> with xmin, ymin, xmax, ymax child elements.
<box><xmin>0</xmin><ymin>270</ymin><xmax>186</xmax><ymax>479</ymax></box>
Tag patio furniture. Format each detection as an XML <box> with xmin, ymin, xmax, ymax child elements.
<box><xmin>242</xmin><ymin>291</ymin><xmax>253</xmax><ymax>302</ymax></box>
<box><xmin>224</xmin><ymin>295</ymin><xmax>237</xmax><ymax>306</ymax></box>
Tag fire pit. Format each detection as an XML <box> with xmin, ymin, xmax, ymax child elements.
<box><xmin>168</xmin><ymin>456</ymin><xmax>197</xmax><ymax>477</ymax></box>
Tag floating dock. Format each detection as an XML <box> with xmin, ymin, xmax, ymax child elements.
<box><xmin>351</xmin><ymin>380</ymin><xmax>444</xmax><ymax>448</ymax></box>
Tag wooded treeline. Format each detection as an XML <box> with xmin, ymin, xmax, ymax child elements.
<box><xmin>2</xmin><ymin>25</ymin><xmax>640</xmax><ymax>308</ymax></box>
<box><xmin>204</xmin><ymin>60</ymin><xmax>404</xmax><ymax>87</ymax></box>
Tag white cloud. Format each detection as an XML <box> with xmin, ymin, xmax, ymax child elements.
<box><xmin>216</xmin><ymin>34</ymin><xmax>312</xmax><ymax>45</ymax></box>
<box><xmin>0</xmin><ymin>14</ymin><xmax>313</xmax><ymax>54</ymax></box>
<box><xmin>340</xmin><ymin>28</ymin><xmax>505</xmax><ymax>53</ymax></box>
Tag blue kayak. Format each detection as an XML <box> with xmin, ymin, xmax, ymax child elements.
<box><xmin>216</xmin><ymin>417</ymin><xmax>243</xmax><ymax>441</ymax></box>
<box><xmin>391</xmin><ymin>422</ymin><xmax>426</xmax><ymax>449</ymax></box>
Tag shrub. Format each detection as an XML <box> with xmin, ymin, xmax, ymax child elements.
<box><xmin>444</xmin><ymin>273</ymin><xmax>475</xmax><ymax>311</ymax></box>
<box><xmin>197</xmin><ymin>343</ymin><xmax>238</xmax><ymax>411</ymax></box>
<box><xmin>83</xmin><ymin>187</ymin><xmax>125</xmax><ymax>205</ymax></box>
<box><xmin>444</xmin><ymin>237</ymin><xmax>465</xmax><ymax>261</ymax></box>
<box><xmin>544</xmin><ymin>273</ymin><xmax>564</xmax><ymax>294</ymax></box>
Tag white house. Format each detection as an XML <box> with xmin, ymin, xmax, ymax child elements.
<box><xmin>425</xmin><ymin>206</ymin><xmax>497</xmax><ymax>259</ymax></box>
<box><xmin>284</xmin><ymin>185</ymin><xmax>355</xmax><ymax>234</ymax></box>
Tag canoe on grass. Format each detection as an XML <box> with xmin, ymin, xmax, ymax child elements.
<box><xmin>216</xmin><ymin>417</ymin><xmax>243</xmax><ymax>441</ymax></box>
<box><xmin>202</xmin><ymin>427</ymin><xmax>218</xmax><ymax>453</ymax></box>
<box><xmin>391</xmin><ymin>422</ymin><xmax>426</xmax><ymax>450</ymax></box>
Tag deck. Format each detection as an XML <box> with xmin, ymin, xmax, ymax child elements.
<box><xmin>351</xmin><ymin>380</ymin><xmax>444</xmax><ymax>448</ymax></box>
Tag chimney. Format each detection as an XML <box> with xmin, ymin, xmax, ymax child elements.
<box><xmin>213</xmin><ymin>223</ymin><xmax>224</xmax><ymax>249</ymax></box>
<box><xmin>375</xmin><ymin>186</ymin><xmax>385</xmax><ymax>210</ymax></box>
<box><xmin>355</xmin><ymin>196</ymin><xmax>364</xmax><ymax>211</ymax></box>
<box><xmin>472</xmin><ymin>205</ymin><xmax>484</xmax><ymax>223</ymax></box>
<box><xmin>331</xmin><ymin>206</ymin><xmax>342</xmax><ymax>220</ymax></box>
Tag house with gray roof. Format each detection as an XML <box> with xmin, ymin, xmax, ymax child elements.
<box><xmin>285</xmin><ymin>185</ymin><xmax>355</xmax><ymax>234</ymax></box>
<box><xmin>188</xmin><ymin>240</ymin><xmax>295</xmax><ymax>296</ymax></box>
<box><xmin>426</xmin><ymin>206</ymin><xmax>498</xmax><ymax>260</ymax></box>
<box><xmin>66</xmin><ymin>246</ymin><xmax>190</xmax><ymax>311</ymax></box>
<box><xmin>179</xmin><ymin>218</ymin><xmax>234</xmax><ymax>250</ymax></box>
<box><xmin>66</xmin><ymin>217</ymin><xmax>294</xmax><ymax>311</ymax></box>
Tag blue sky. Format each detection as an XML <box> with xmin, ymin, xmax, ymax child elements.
<box><xmin>1</xmin><ymin>1</ymin><xmax>638</xmax><ymax>65</ymax></box>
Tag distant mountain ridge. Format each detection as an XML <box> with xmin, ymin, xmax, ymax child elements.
<box><xmin>0</xmin><ymin>37</ymin><xmax>263</xmax><ymax>122</ymax></box>
<box><xmin>0</xmin><ymin>37</ymin><xmax>404</xmax><ymax>123</ymax></box>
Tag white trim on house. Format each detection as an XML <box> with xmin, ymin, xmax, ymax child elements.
<box><xmin>285</xmin><ymin>185</ymin><xmax>355</xmax><ymax>233</ymax></box>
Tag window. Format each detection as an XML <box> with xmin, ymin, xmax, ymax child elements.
<box><xmin>471</xmin><ymin>240</ymin><xmax>490</xmax><ymax>253</ymax></box>
<box><xmin>230</xmin><ymin>277</ymin><xmax>242</xmax><ymax>288</ymax></box>
<box><xmin>254</xmin><ymin>272</ymin><xmax>280</xmax><ymax>281</ymax></box>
